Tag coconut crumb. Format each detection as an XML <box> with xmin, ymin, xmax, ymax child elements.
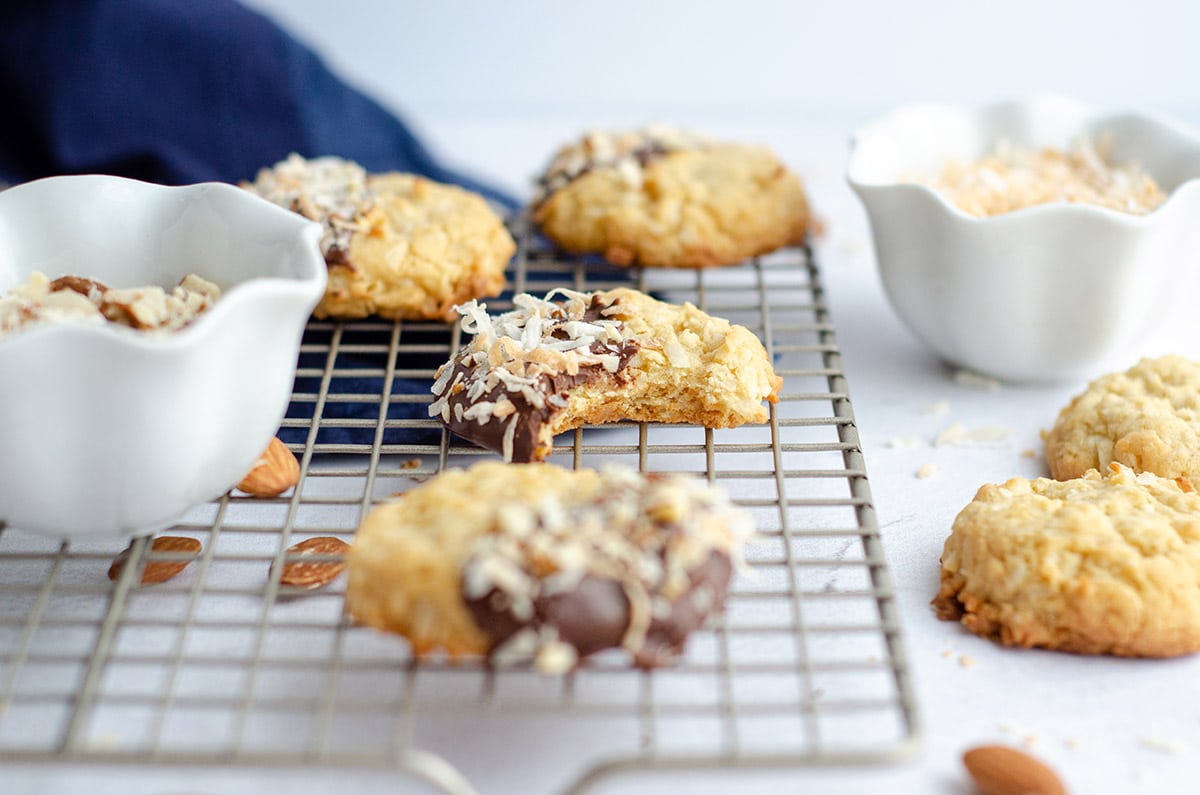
<box><xmin>957</xmin><ymin>653</ymin><xmax>977</xmax><ymax>668</ymax></box>
<box><xmin>922</xmin><ymin>400</ymin><xmax>951</xmax><ymax>416</ymax></box>
<box><xmin>953</xmin><ymin>369</ymin><xmax>1003</xmax><ymax>391</ymax></box>
<box><xmin>1139</xmin><ymin>737</ymin><xmax>1186</xmax><ymax>754</ymax></box>
<box><xmin>935</xmin><ymin>423</ymin><xmax>1011</xmax><ymax>447</ymax></box>
<box><xmin>916</xmin><ymin>463</ymin><xmax>938</xmax><ymax>479</ymax></box>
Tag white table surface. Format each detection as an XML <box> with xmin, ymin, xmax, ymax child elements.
<box><xmin>422</xmin><ymin>113</ymin><xmax>1200</xmax><ymax>793</ymax></box>
<box><xmin>11</xmin><ymin>112</ymin><xmax>1200</xmax><ymax>795</ymax></box>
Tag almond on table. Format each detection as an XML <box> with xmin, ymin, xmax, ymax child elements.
<box><xmin>108</xmin><ymin>536</ymin><xmax>203</xmax><ymax>585</ymax></box>
<box><xmin>237</xmin><ymin>437</ymin><xmax>300</xmax><ymax>498</ymax></box>
<box><xmin>962</xmin><ymin>744</ymin><xmax>1067</xmax><ymax>795</ymax></box>
<box><xmin>274</xmin><ymin>536</ymin><xmax>350</xmax><ymax>590</ymax></box>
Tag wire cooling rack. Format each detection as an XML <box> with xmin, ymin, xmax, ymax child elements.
<box><xmin>0</xmin><ymin>223</ymin><xmax>918</xmax><ymax>794</ymax></box>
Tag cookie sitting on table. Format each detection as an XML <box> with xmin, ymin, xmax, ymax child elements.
<box><xmin>1043</xmin><ymin>355</ymin><xmax>1200</xmax><ymax>481</ymax></box>
<box><xmin>933</xmin><ymin>463</ymin><xmax>1200</xmax><ymax>657</ymax></box>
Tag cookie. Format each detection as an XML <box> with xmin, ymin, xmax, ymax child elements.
<box><xmin>1043</xmin><ymin>355</ymin><xmax>1200</xmax><ymax>481</ymax></box>
<box><xmin>933</xmin><ymin>463</ymin><xmax>1200</xmax><ymax>657</ymax></box>
<box><xmin>531</xmin><ymin>125</ymin><xmax>810</xmax><ymax>268</ymax></box>
<box><xmin>244</xmin><ymin>154</ymin><xmax>515</xmax><ymax>322</ymax></box>
<box><xmin>428</xmin><ymin>287</ymin><xmax>782</xmax><ymax>462</ymax></box>
<box><xmin>345</xmin><ymin>462</ymin><xmax>751</xmax><ymax>672</ymax></box>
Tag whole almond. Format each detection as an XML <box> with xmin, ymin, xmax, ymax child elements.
<box><xmin>963</xmin><ymin>744</ymin><xmax>1067</xmax><ymax>795</ymax></box>
<box><xmin>108</xmin><ymin>536</ymin><xmax>202</xmax><ymax>585</ymax></box>
<box><xmin>274</xmin><ymin>536</ymin><xmax>349</xmax><ymax>589</ymax></box>
<box><xmin>237</xmin><ymin>437</ymin><xmax>300</xmax><ymax>498</ymax></box>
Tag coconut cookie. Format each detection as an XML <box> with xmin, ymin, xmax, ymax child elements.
<box><xmin>244</xmin><ymin>154</ymin><xmax>515</xmax><ymax>322</ymax></box>
<box><xmin>1043</xmin><ymin>355</ymin><xmax>1200</xmax><ymax>481</ymax></box>
<box><xmin>531</xmin><ymin>125</ymin><xmax>810</xmax><ymax>268</ymax></box>
<box><xmin>933</xmin><ymin>463</ymin><xmax>1200</xmax><ymax>657</ymax></box>
<box><xmin>345</xmin><ymin>462</ymin><xmax>752</xmax><ymax>672</ymax></box>
<box><xmin>428</xmin><ymin>287</ymin><xmax>782</xmax><ymax>462</ymax></box>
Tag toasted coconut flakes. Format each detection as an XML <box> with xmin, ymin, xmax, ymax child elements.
<box><xmin>663</xmin><ymin>339</ymin><xmax>690</xmax><ymax>367</ymax></box>
<box><xmin>501</xmin><ymin>414</ymin><xmax>519</xmax><ymax>462</ymax></box>
<box><xmin>934</xmin><ymin>423</ymin><xmax>1011</xmax><ymax>447</ymax></box>
<box><xmin>913</xmin><ymin>136</ymin><xmax>1167</xmax><ymax>217</ymax></box>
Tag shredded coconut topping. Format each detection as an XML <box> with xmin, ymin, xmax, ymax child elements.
<box><xmin>0</xmin><ymin>271</ymin><xmax>221</xmax><ymax>340</ymax></box>
<box><xmin>913</xmin><ymin>136</ymin><xmax>1167</xmax><ymax>217</ymax></box>
<box><xmin>532</xmin><ymin>124</ymin><xmax>713</xmax><ymax>206</ymax></box>
<box><xmin>461</xmin><ymin>467</ymin><xmax>752</xmax><ymax>672</ymax></box>
<box><xmin>243</xmin><ymin>153</ymin><xmax>378</xmax><ymax>264</ymax></box>
<box><xmin>428</xmin><ymin>289</ymin><xmax>635</xmax><ymax>447</ymax></box>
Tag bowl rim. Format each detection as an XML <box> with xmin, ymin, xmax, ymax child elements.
<box><xmin>845</xmin><ymin>93</ymin><xmax>1200</xmax><ymax>226</ymax></box>
<box><xmin>0</xmin><ymin>174</ymin><xmax>326</xmax><ymax>353</ymax></box>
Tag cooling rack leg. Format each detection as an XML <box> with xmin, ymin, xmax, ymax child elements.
<box><xmin>399</xmin><ymin>748</ymin><xmax>482</xmax><ymax>795</ymax></box>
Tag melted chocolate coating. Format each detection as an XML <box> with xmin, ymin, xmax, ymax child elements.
<box><xmin>464</xmin><ymin>550</ymin><xmax>733</xmax><ymax>670</ymax></box>
<box><xmin>324</xmin><ymin>245</ymin><xmax>352</xmax><ymax>269</ymax></box>
<box><xmin>438</xmin><ymin>296</ymin><xmax>638</xmax><ymax>462</ymax></box>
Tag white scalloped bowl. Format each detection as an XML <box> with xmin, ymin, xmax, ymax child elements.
<box><xmin>848</xmin><ymin>96</ymin><xmax>1200</xmax><ymax>382</ymax></box>
<box><xmin>0</xmin><ymin>175</ymin><xmax>326</xmax><ymax>540</ymax></box>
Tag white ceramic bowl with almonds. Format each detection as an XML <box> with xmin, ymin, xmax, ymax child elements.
<box><xmin>0</xmin><ymin>175</ymin><xmax>326</xmax><ymax>540</ymax></box>
<box><xmin>848</xmin><ymin>95</ymin><xmax>1200</xmax><ymax>382</ymax></box>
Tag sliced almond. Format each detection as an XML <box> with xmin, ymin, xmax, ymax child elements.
<box><xmin>108</xmin><ymin>536</ymin><xmax>202</xmax><ymax>585</ymax></box>
<box><xmin>49</xmin><ymin>275</ymin><xmax>109</xmax><ymax>296</ymax></box>
<box><xmin>237</xmin><ymin>437</ymin><xmax>300</xmax><ymax>498</ymax></box>
<box><xmin>963</xmin><ymin>744</ymin><xmax>1067</xmax><ymax>795</ymax></box>
<box><xmin>274</xmin><ymin>536</ymin><xmax>349</xmax><ymax>589</ymax></box>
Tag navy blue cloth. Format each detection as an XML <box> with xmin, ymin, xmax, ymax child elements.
<box><xmin>0</xmin><ymin>0</ymin><xmax>516</xmax><ymax>208</ymax></box>
<box><xmin>0</xmin><ymin>0</ymin><xmax>520</xmax><ymax>448</ymax></box>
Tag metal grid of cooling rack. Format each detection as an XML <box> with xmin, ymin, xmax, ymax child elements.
<box><xmin>0</xmin><ymin>223</ymin><xmax>918</xmax><ymax>794</ymax></box>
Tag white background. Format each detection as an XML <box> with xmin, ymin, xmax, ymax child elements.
<box><xmin>240</xmin><ymin>0</ymin><xmax>1200</xmax><ymax>196</ymax></box>
<box><xmin>25</xmin><ymin>2</ymin><xmax>1198</xmax><ymax>793</ymax></box>
<box><xmin>241</xmin><ymin>1</ymin><xmax>1200</xmax><ymax>119</ymax></box>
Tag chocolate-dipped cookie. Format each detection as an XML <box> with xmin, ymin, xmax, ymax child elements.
<box><xmin>428</xmin><ymin>287</ymin><xmax>782</xmax><ymax>462</ymax></box>
<box><xmin>345</xmin><ymin>462</ymin><xmax>751</xmax><ymax>671</ymax></box>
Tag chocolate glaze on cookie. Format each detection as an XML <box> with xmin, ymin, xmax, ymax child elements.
<box><xmin>344</xmin><ymin>461</ymin><xmax>754</xmax><ymax>673</ymax></box>
<box><xmin>454</xmin><ymin>467</ymin><xmax>746</xmax><ymax>672</ymax></box>
<box><xmin>465</xmin><ymin>552</ymin><xmax>733</xmax><ymax>669</ymax></box>
<box><xmin>430</xmin><ymin>290</ymin><xmax>639</xmax><ymax>462</ymax></box>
